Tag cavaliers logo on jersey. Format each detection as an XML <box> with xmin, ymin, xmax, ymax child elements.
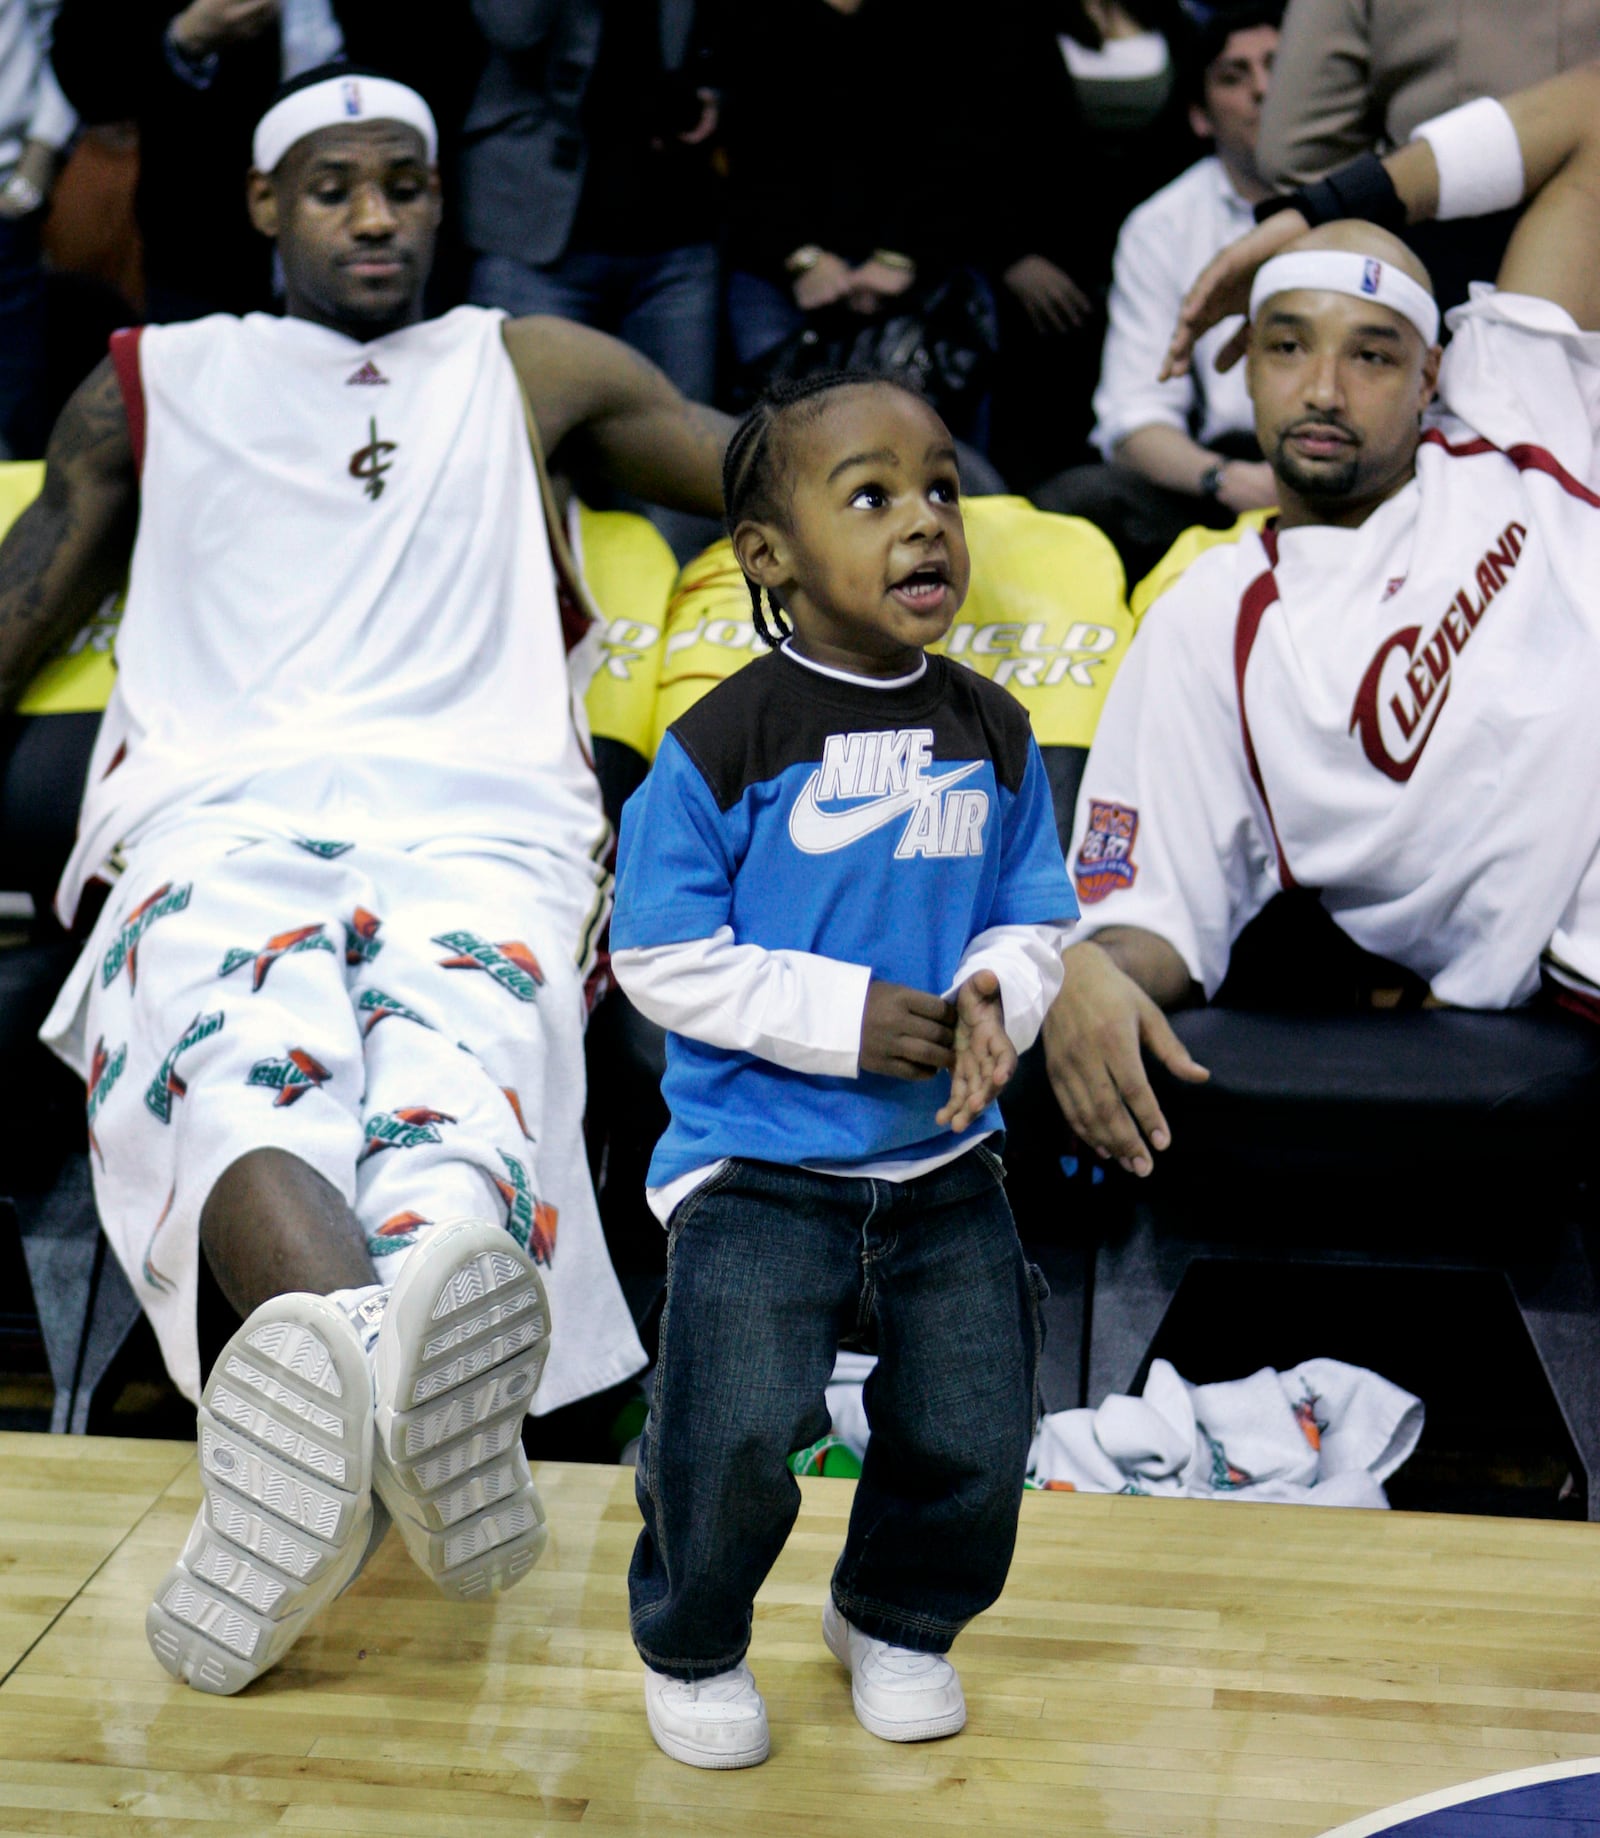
<box><xmin>349</xmin><ymin>415</ymin><xmax>398</xmax><ymax>500</ymax></box>
<box><xmin>1075</xmin><ymin>801</ymin><xmax>1139</xmax><ymax>905</ymax></box>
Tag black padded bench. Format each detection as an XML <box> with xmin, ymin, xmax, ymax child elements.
<box><xmin>1088</xmin><ymin>1003</ymin><xmax>1600</xmax><ymax>1516</ymax></box>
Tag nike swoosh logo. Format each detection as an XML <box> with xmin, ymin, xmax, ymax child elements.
<box><xmin>788</xmin><ymin>762</ymin><xmax>982</xmax><ymax>854</ymax></box>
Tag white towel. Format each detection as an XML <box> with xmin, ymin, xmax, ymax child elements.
<box><xmin>823</xmin><ymin>1352</ymin><xmax>1424</xmax><ymax>1508</ymax></box>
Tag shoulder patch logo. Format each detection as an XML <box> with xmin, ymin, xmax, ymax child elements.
<box><xmin>346</xmin><ymin>360</ymin><xmax>389</xmax><ymax>386</ymax></box>
<box><xmin>145</xmin><ymin>1011</ymin><xmax>224</xmax><ymax>1124</ymax></box>
<box><xmin>1074</xmin><ymin>800</ymin><xmax>1139</xmax><ymax>905</ymax></box>
<box><xmin>434</xmin><ymin>931</ymin><xmax>545</xmax><ymax>1002</ymax></box>
<box><xmin>788</xmin><ymin>729</ymin><xmax>989</xmax><ymax>860</ymax></box>
<box><xmin>247</xmin><ymin>1048</ymin><xmax>332</xmax><ymax>1107</ymax></box>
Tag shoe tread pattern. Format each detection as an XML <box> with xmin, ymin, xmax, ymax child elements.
<box><xmin>145</xmin><ymin>1302</ymin><xmax>373</xmax><ymax>1696</ymax></box>
<box><xmin>372</xmin><ymin>1226</ymin><xmax>550</xmax><ymax>1599</ymax></box>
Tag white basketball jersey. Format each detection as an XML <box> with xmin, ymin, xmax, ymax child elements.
<box><xmin>58</xmin><ymin>306</ymin><xmax>607</xmax><ymax>924</ymax></box>
<box><xmin>1071</xmin><ymin>288</ymin><xmax>1600</xmax><ymax>1009</ymax></box>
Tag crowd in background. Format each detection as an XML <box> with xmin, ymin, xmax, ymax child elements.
<box><xmin>0</xmin><ymin>0</ymin><xmax>1280</xmax><ymax>575</ymax></box>
<box><xmin>6</xmin><ymin>0</ymin><xmax>1597</xmax><ymax>577</ymax></box>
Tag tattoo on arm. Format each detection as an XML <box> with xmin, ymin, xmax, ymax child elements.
<box><xmin>0</xmin><ymin>359</ymin><xmax>137</xmax><ymax>709</ymax></box>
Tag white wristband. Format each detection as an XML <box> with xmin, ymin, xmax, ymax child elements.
<box><xmin>1410</xmin><ymin>96</ymin><xmax>1525</xmax><ymax>221</ymax></box>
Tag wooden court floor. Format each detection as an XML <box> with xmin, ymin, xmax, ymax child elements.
<box><xmin>1</xmin><ymin>1431</ymin><xmax>1598</xmax><ymax>1837</ymax></box>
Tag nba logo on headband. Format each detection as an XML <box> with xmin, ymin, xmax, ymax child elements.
<box><xmin>341</xmin><ymin>79</ymin><xmax>362</xmax><ymax>117</ymax></box>
<box><xmin>1361</xmin><ymin>258</ymin><xmax>1382</xmax><ymax>295</ymax></box>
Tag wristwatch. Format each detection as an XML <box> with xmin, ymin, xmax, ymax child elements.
<box><xmin>1198</xmin><ymin>459</ymin><xmax>1228</xmax><ymax>499</ymax></box>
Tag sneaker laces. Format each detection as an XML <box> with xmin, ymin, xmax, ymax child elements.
<box><xmin>670</xmin><ymin>1666</ymin><xmax>759</xmax><ymax>1707</ymax></box>
<box><xmin>872</xmin><ymin>1645</ymin><xmax>950</xmax><ymax>1678</ymax></box>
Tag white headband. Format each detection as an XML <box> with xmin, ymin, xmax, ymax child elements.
<box><xmin>1249</xmin><ymin>250</ymin><xmax>1440</xmax><ymax>346</ymax></box>
<box><xmin>252</xmin><ymin>74</ymin><xmax>437</xmax><ymax>174</ymax></box>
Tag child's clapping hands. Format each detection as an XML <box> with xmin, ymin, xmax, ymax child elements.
<box><xmin>935</xmin><ymin>970</ymin><xmax>1015</xmax><ymax>1132</ymax></box>
<box><xmin>857</xmin><ymin>972</ymin><xmax>1014</xmax><ymax>1132</ymax></box>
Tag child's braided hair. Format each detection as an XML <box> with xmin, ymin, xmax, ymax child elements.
<box><xmin>721</xmin><ymin>370</ymin><xmax>920</xmax><ymax>649</ymax></box>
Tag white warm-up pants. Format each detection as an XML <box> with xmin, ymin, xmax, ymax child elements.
<box><xmin>42</xmin><ymin>822</ymin><xmax>645</xmax><ymax>1409</ymax></box>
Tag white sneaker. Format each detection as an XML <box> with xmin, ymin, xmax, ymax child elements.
<box><xmin>370</xmin><ymin>1217</ymin><xmax>551</xmax><ymax>1599</ymax></box>
<box><xmin>146</xmin><ymin>1293</ymin><xmax>377</xmax><ymax>1695</ymax></box>
<box><xmin>643</xmin><ymin>1662</ymin><xmax>771</xmax><ymax>1768</ymax></box>
<box><xmin>822</xmin><ymin>1598</ymin><xmax>967</xmax><ymax>1741</ymax></box>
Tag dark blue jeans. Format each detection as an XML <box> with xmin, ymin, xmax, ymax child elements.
<box><xmin>629</xmin><ymin>1148</ymin><xmax>1045</xmax><ymax>1680</ymax></box>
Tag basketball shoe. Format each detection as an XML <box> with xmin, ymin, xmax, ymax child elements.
<box><xmin>146</xmin><ymin>1291</ymin><xmax>380</xmax><ymax>1695</ymax></box>
<box><xmin>369</xmin><ymin>1217</ymin><xmax>551</xmax><ymax>1599</ymax></box>
<box><xmin>822</xmin><ymin>1597</ymin><xmax>967</xmax><ymax>1741</ymax></box>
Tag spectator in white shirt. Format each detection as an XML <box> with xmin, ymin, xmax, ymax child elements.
<box><xmin>0</xmin><ymin>0</ymin><xmax>76</xmax><ymax>457</ymax></box>
<box><xmin>1035</xmin><ymin>6</ymin><xmax>1281</xmax><ymax>584</ymax></box>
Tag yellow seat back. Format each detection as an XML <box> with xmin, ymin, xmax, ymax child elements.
<box><xmin>1129</xmin><ymin>507</ymin><xmax>1273</xmax><ymax>623</ymax></box>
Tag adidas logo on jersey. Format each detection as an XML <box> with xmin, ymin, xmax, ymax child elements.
<box><xmin>789</xmin><ymin>728</ymin><xmax>989</xmax><ymax>860</ymax></box>
<box><xmin>346</xmin><ymin>360</ymin><xmax>389</xmax><ymax>385</ymax></box>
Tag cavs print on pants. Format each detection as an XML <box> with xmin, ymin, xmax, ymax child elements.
<box><xmin>145</xmin><ymin>1011</ymin><xmax>225</xmax><ymax>1123</ymax></box>
<box><xmin>366</xmin><ymin>1210</ymin><xmax>428</xmax><ymax>1258</ymax></box>
<box><xmin>102</xmin><ymin>882</ymin><xmax>193</xmax><ymax>991</ymax></box>
<box><xmin>217</xmin><ymin>923</ymin><xmax>336</xmax><ymax>991</ymax></box>
<box><xmin>247</xmin><ymin>1048</ymin><xmax>332</xmax><ymax>1106</ymax></box>
<box><xmin>85</xmin><ymin>1036</ymin><xmax>127</xmax><ymax>1167</ymax></box>
<box><xmin>494</xmin><ymin>1150</ymin><xmax>557</xmax><ymax>1266</ymax></box>
<box><xmin>344</xmin><ymin>907</ymin><xmax>384</xmax><ymax>966</ymax></box>
<box><xmin>359</xmin><ymin>1105</ymin><xmax>456</xmax><ymax>1162</ymax></box>
<box><xmin>434</xmin><ymin>930</ymin><xmax>545</xmax><ymax>1002</ymax></box>
<box><xmin>356</xmin><ymin>987</ymin><xmax>433</xmax><ymax>1037</ymax></box>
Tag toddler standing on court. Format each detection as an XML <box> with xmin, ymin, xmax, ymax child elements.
<box><xmin>610</xmin><ymin>373</ymin><xmax>1078</xmax><ymax>1768</ymax></box>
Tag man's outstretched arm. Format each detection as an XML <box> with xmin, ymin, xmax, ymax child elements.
<box><xmin>1042</xmin><ymin>926</ymin><xmax>1209</xmax><ymax>1180</ymax></box>
<box><xmin>0</xmin><ymin>357</ymin><xmax>138</xmax><ymax>710</ymax></box>
<box><xmin>503</xmin><ymin>317</ymin><xmax>732</xmax><ymax>518</ymax></box>
<box><xmin>1166</xmin><ymin>59</ymin><xmax>1600</xmax><ymax>375</ymax></box>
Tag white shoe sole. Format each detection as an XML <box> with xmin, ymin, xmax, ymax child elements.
<box><xmin>644</xmin><ymin>1685</ymin><xmax>770</xmax><ymax>1768</ymax></box>
<box><xmin>822</xmin><ymin>1601</ymin><xmax>968</xmax><ymax>1742</ymax></box>
<box><xmin>371</xmin><ymin>1218</ymin><xmax>551</xmax><ymax>1599</ymax></box>
<box><xmin>146</xmin><ymin>1294</ymin><xmax>375</xmax><ymax>1696</ymax></box>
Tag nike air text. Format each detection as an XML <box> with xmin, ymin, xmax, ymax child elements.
<box><xmin>790</xmin><ymin>729</ymin><xmax>990</xmax><ymax>860</ymax></box>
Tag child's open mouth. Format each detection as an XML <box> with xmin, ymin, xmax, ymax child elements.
<box><xmin>890</xmin><ymin>566</ymin><xmax>949</xmax><ymax>611</ymax></box>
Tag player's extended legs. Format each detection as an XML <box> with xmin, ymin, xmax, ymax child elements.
<box><xmin>628</xmin><ymin>1160</ymin><xmax>861</xmax><ymax>1679</ymax></box>
<box><xmin>198</xmin><ymin>1147</ymin><xmax>375</xmax><ymax>1321</ymax></box>
<box><xmin>832</xmin><ymin>1146</ymin><xmax>1042</xmax><ymax>1651</ymax></box>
